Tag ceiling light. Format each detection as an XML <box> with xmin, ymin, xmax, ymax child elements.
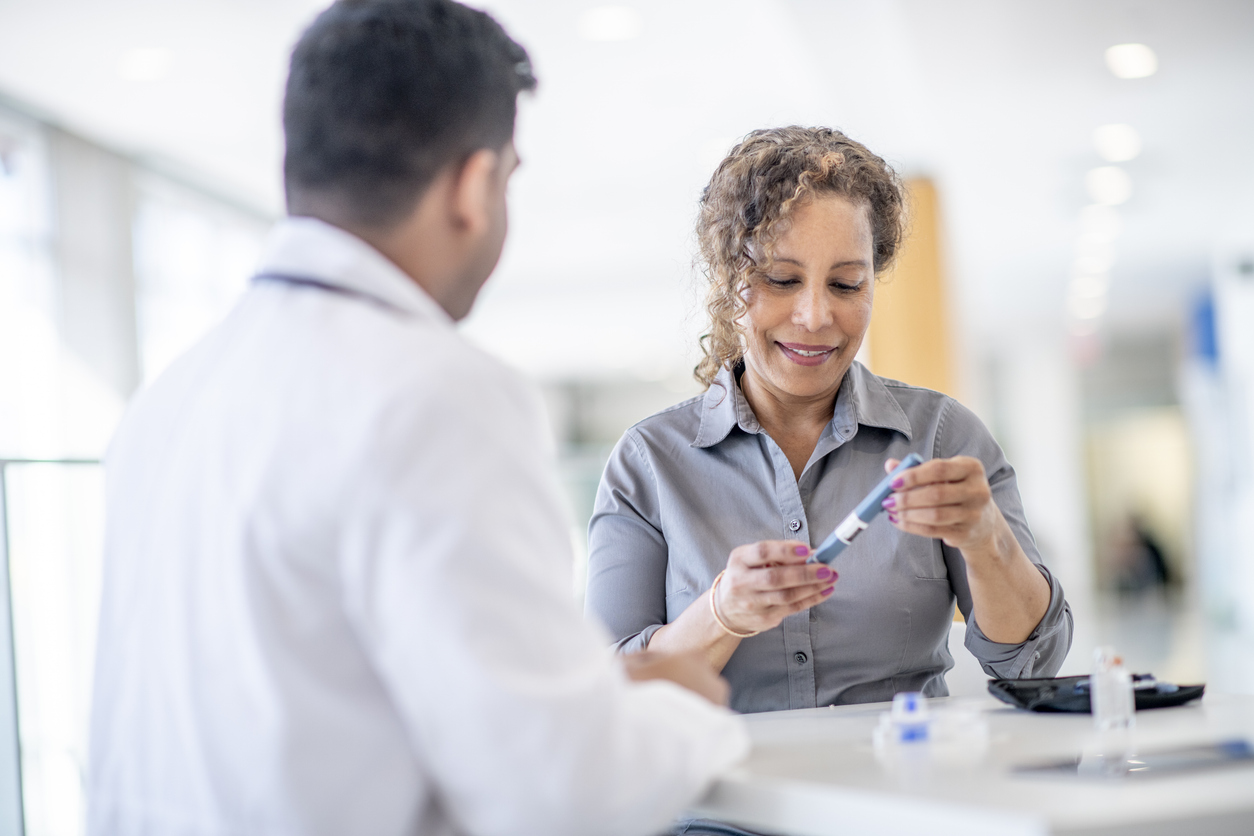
<box><xmin>1105</xmin><ymin>43</ymin><xmax>1157</xmax><ymax>79</ymax></box>
<box><xmin>578</xmin><ymin>6</ymin><xmax>642</xmax><ymax>41</ymax></box>
<box><xmin>1079</xmin><ymin>204</ymin><xmax>1121</xmax><ymax>239</ymax></box>
<box><xmin>1093</xmin><ymin>124</ymin><xmax>1142</xmax><ymax>162</ymax></box>
<box><xmin>1069</xmin><ymin>293</ymin><xmax>1107</xmax><ymax>320</ymax></box>
<box><xmin>1075</xmin><ymin>249</ymin><xmax>1115</xmax><ymax>275</ymax></box>
<box><xmin>1069</xmin><ymin>274</ymin><xmax>1109</xmax><ymax>298</ymax></box>
<box><xmin>1085</xmin><ymin>166</ymin><xmax>1132</xmax><ymax>205</ymax></box>
<box><xmin>117</xmin><ymin>47</ymin><xmax>173</xmax><ymax>82</ymax></box>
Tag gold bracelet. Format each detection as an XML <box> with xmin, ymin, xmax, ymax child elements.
<box><xmin>709</xmin><ymin>570</ymin><xmax>761</xmax><ymax>638</ymax></box>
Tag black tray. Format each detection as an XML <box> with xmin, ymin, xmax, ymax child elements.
<box><xmin>988</xmin><ymin>675</ymin><xmax>1205</xmax><ymax>713</ymax></box>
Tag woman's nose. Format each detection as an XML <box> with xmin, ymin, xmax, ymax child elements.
<box><xmin>793</xmin><ymin>284</ymin><xmax>834</xmax><ymax>331</ymax></box>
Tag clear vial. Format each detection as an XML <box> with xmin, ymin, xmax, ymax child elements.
<box><xmin>1091</xmin><ymin>646</ymin><xmax>1135</xmax><ymax>731</ymax></box>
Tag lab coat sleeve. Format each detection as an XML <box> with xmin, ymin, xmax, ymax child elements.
<box><xmin>337</xmin><ymin>355</ymin><xmax>748</xmax><ymax>836</ymax></box>
<box><xmin>935</xmin><ymin>398</ymin><xmax>1074</xmax><ymax>679</ymax></box>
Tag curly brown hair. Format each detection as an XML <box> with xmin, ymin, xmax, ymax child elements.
<box><xmin>694</xmin><ymin>126</ymin><xmax>906</xmax><ymax>387</ymax></box>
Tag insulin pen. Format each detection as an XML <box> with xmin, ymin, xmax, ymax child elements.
<box><xmin>807</xmin><ymin>453</ymin><xmax>925</xmax><ymax>565</ymax></box>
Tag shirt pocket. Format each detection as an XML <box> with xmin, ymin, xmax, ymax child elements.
<box><xmin>907</xmin><ymin>538</ymin><xmax>949</xmax><ymax>581</ymax></box>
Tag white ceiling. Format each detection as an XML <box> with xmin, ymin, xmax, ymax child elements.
<box><xmin>0</xmin><ymin>0</ymin><xmax>1251</xmax><ymax>381</ymax></box>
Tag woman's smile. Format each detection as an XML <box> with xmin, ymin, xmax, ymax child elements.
<box><xmin>776</xmin><ymin>341</ymin><xmax>837</xmax><ymax>366</ymax></box>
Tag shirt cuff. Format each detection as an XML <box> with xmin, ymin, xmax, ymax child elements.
<box><xmin>964</xmin><ymin>562</ymin><xmax>1073</xmax><ymax>679</ymax></box>
<box><xmin>612</xmin><ymin>623</ymin><xmax>665</xmax><ymax>654</ymax></box>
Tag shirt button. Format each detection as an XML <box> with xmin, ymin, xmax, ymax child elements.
<box><xmin>789</xmin><ymin>519</ymin><xmax>802</xmax><ymax>532</ymax></box>
<box><xmin>794</xmin><ymin>651</ymin><xmax>808</xmax><ymax>664</ymax></box>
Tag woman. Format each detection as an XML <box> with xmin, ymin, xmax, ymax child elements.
<box><xmin>586</xmin><ymin>127</ymin><xmax>1072</xmax><ymax>714</ymax></box>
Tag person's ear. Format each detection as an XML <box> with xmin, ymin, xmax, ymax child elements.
<box><xmin>448</xmin><ymin>148</ymin><xmax>499</xmax><ymax>236</ymax></box>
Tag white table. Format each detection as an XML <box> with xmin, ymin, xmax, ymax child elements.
<box><xmin>691</xmin><ymin>693</ymin><xmax>1254</xmax><ymax>836</ymax></box>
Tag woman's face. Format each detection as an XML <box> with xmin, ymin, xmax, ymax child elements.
<box><xmin>740</xmin><ymin>193</ymin><xmax>875</xmax><ymax>404</ymax></box>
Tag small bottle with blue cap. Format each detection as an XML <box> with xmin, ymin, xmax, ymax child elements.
<box><xmin>889</xmin><ymin>691</ymin><xmax>930</xmax><ymax>743</ymax></box>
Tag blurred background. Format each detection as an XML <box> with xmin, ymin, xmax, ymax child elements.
<box><xmin>0</xmin><ymin>1</ymin><xmax>1252</xmax><ymax>833</ymax></box>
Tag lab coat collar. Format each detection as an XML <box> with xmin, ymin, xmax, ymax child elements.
<box><xmin>691</xmin><ymin>360</ymin><xmax>913</xmax><ymax>449</ymax></box>
<box><xmin>255</xmin><ymin>216</ymin><xmax>455</xmax><ymax>326</ymax></box>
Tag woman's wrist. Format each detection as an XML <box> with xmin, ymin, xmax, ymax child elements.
<box><xmin>709</xmin><ymin>570</ymin><xmax>760</xmax><ymax>638</ymax></box>
<box><xmin>959</xmin><ymin>507</ymin><xmax>1020</xmax><ymax>572</ymax></box>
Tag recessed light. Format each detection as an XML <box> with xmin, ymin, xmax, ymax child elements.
<box><xmin>578</xmin><ymin>6</ymin><xmax>642</xmax><ymax>41</ymax></box>
<box><xmin>1070</xmin><ymin>273</ymin><xmax>1110</xmax><ymax>298</ymax></box>
<box><xmin>1079</xmin><ymin>204</ymin><xmax>1121</xmax><ymax>239</ymax></box>
<box><xmin>1085</xmin><ymin>166</ymin><xmax>1132</xmax><ymax>206</ymax></box>
<box><xmin>117</xmin><ymin>47</ymin><xmax>173</xmax><ymax>82</ymax></box>
<box><xmin>1093</xmin><ymin>124</ymin><xmax>1141</xmax><ymax>162</ymax></box>
<box><xmin>1069</xmin><ymin>293</ymin><xmax>1107</xmax><ymax>320</ymax></box>
<box><xmin>1105</xmin><ymin>43</ymin><xmax>1157</xmax><ymax>79</ymax></box>
<box><xmin>1075</xmin><ymin>247</ymin><xmax>1116</xmax><ymax>275</ymax></box>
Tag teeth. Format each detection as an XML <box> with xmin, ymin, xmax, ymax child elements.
<box><xmin>793</xmin><ymin>349</ymin><xmax>828</xmax><ymax>357</ymax></box>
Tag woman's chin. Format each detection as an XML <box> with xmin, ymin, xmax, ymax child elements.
<box><xmin>765</xmin><ymin>369</ymin><xmax>846</xmax><ymax>401</ymax></box>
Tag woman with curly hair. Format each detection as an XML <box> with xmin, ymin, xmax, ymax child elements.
<box><xmin>586</xmin><ymin>126</ymin><xmax>1072</xmax><ymax>714</ymax></box>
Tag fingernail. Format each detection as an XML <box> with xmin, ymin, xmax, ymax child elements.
<box><xmin>822</xmin><ymin>586</ymin><xmax>835</xmax><ymax>596</ymax></box>
<box><xmin>881</xmin><ymin>496</ymin><xmax>896</xmax><ymax>510</ymax></box>
<box><xmin>888</xmin><ymin>512</ymin><xmax>899</xmax><ymax>524</ymax></box>
<box><xmin>816</xmin><ymin>566</ymin><xmax>833</xmax><ymax>580</ymax></box>
<box><xmin>795</xmin><ymin>545</ymin><xmax>810</xmax><ymax>556</ymax></box>
<box><xmin>891</xmin><ymin>477</ymin><xmax>905</xmax><ymax>489</ymax></box>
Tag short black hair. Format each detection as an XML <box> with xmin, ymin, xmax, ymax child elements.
<box><xmin>283</xmin><ymin>0</ymin><xmax>536</xmax><ymax>228</ymax></box>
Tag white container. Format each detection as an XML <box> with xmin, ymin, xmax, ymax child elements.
<box><xmin>1091</xmin><ymin>646</ymin><xmax>1135</xmax><ymax>731</ymax></box>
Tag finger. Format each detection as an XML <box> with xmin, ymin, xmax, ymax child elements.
<box><xmin>891</xmin><ymin>456</ymin><xmax>981</xmax><ymax>491</ymax></box>
<box><xmin>885</xmin><ymin>513</ymin><xmax>965</xmax><ymax>541</ymax></box>
<box><xmin>750</xmin><ymin>563</ymin><xmax>837</xmax><ymax>592</ymax></box>
<box><xmin>883</xmin><ymin>458</ymin><xmax>900</xmax><ymax>474</ymax></box>
<box><xmin>893</xmin><ymin>505</ymin><xmax>973</xmax><ymax>527</ymax></box>
<box><xmin>884</xmin><ymin>482</ymin><xmax>970</xmax><ymax>511</ymax></box>
<box><xmin>731</xmin><ymin>540</ymin><xmax>813</xmax><ymax>569</ymax></box>
<box><xmin>771</xmin><ymin>584</ymin><xmax>835</xmax><ymax>617</ymax></box>
<box><xmin>757</xmin><ymin>571</ymin><xmax>839</xmax><ymax>605</ymax></box>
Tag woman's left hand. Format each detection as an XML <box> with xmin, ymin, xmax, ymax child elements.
<box><xmin>880</xmin><ymin>456</ymin><xmax>1004</xmax><ymax>552</ymax></box>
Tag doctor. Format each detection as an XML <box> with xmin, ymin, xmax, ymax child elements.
<box><xmin>87</xmin><ymin>2</ymin><xmax>748</xmax><ymax>835</ymax></box>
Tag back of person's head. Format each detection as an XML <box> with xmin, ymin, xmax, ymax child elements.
<box><xmin>284</xmin><ymin>0</ymin><xmax>536</xmax><ymax>230</ymax></box>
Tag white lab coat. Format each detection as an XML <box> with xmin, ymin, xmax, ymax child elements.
<box><xmin>88</xmin><ymin>217</ymin><xmax>748</xmax><ymax>836</ymax></box>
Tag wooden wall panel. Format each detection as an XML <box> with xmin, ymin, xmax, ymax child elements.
<box><xmin>866</xmin><ymin>178</ymin><xmax>956</xmax><ymax>398</ymax></box>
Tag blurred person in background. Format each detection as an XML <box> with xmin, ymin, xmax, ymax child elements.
<box><xmin>586</xmin><ymin>127</ymin><xmax>1073</xmax><ymax>716</ymax></box>
<box><xmin>87</xmin><ymin>2</ymin><xmax>747</xmax><ymax>835</ymax></box>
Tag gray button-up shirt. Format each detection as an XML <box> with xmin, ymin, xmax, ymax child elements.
<box><xmin>585</xmin><ymin>363</ymin><xmax>1073</xmax><ymax>714</ymax></box>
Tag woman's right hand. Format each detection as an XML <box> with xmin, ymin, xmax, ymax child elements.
<box><xmin>713</xmin><ymin>541</ymin><xmax>837</xmax><ymax>636</ymax></box>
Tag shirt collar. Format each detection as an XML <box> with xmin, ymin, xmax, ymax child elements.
<box><xmin>254</xmin><ymin>216</ymin><xmax>454</xmax><ymax>326</ymax></box>
<box><xmin>691</xmin><ymin>360</ymin><xmax>913</xmax><ymax>449</ymax></box>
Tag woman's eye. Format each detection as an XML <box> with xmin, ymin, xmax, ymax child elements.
<box><xmin>831</xmin><ymin>281</ymin><xmax>863</xmax><ymax>292</ymax></box>
<box><xmin>764</xmin><ymin>276</ymin><xmax>798</xmax><ymax>287</ymax></box>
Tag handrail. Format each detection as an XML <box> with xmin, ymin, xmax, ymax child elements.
<box><xmin>0</xmin><ymin>457</ymin><xmax>102</xmax><ymax>836</ymax></box>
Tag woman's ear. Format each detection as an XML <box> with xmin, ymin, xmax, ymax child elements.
<box><xmin>449</xmin><ymin>148</ymin><xmax>500</xmax><ymax>236</ymax></box>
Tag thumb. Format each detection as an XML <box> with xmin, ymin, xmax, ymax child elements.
<box><xmin>884</xmin><ymin>458</ymin><xmax>901</xmax><ymax>474</ymax></box>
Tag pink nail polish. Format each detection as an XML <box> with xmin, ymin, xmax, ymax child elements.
<box><xmin>816</xmin><ymin>566</ymin><xmax>833</xmax><ymax>580</ymax></box>
<box><xmin>891</xmin><ymin>477</ymin><xmax>905</xmax><ymax>489</ymax></box>
<box><xmin>888</xmin><ymin>512</ymin><xmax>899</xmax><ymax>524</ymax></box>
<box><xmin>795</xmin><ymin>545</ymin><xmax>810</xmax><ymax>556</ymax></box>
<box><xmin>882</xmin><ymin>496</ymin><xmax>896</xmax><ymax>510</ymax></box>
<box><xmin>822</xmin><ymin>586</ymin><xmax>835</xmax><ymax>596</ymax></box>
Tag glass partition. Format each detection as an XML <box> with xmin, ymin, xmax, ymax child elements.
<box><xmin>0</xmin><ymin>460</ymin><xmax>104</xmax><ymax>836</ymax></box>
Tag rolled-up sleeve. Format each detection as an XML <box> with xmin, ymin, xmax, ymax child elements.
<box><xmin>964</xmin><ymin>563</ymin><xmax>1073</xmax><ymax>677</ymax></box>
<box><xmin>585</xmin><ymin>430</ymin><xmax>670</xmax><ymax>653</ymax></box>
<box><xmin>937</xmin><ymin>399</ymin><xmax>1074</xmax><ymax>679</ymax></box>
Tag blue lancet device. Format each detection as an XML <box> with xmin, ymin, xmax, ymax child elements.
<box><xmin>808</xmin><ymin>453</ymin><xmax>925</xmax><ymax>565</ymax></box>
